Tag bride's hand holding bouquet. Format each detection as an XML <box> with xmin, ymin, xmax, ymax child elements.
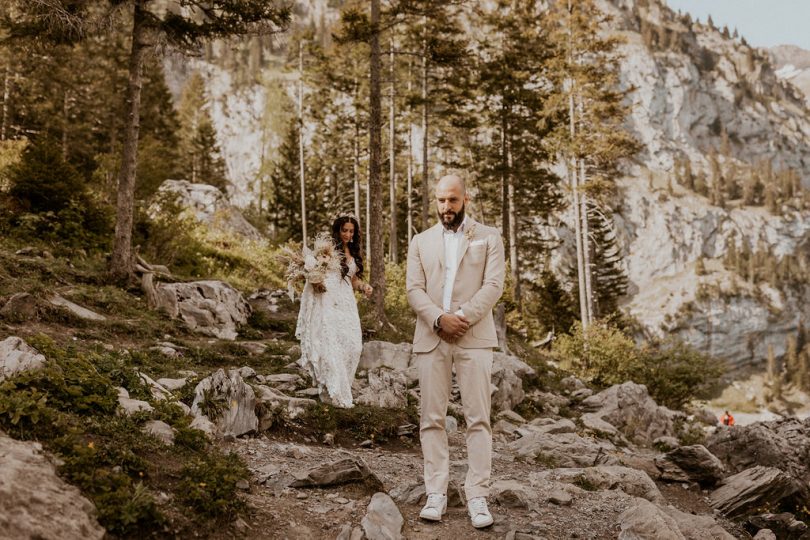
<box><xmin>278</xmin><ymin>233</ymin><xmax>341</xmax><ymax>299</ymax></box>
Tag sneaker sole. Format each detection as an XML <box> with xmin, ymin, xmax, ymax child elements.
<box><xmin>420</xmin><ymin>504</ymin><xmax>447</xmax><ymax>522</ymax></box>
<box><xmin>471</xmin><ymin>517</ymin><xmax>494</xmax><ymax>529</ymax></box>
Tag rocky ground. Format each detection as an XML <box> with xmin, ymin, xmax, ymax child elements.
<box><xmin>2</xmin><ymin>245</ymin><xmax>810</xmax><ymax>540</ymax></box>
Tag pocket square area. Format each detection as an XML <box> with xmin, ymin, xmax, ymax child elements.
<box><xmin>470</xmin><ymin>239</ymin><xmax>487</xmax><ymax>246</ymax></box>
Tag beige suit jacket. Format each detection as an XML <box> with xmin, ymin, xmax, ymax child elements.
<box><xmin>406</xmin><ymin>218</ymin><xmax>506</xmax><ymax>353</ymax></box>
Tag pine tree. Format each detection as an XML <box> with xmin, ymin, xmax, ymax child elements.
<box><xmin>542</xmin><ymin>0</ymin><xmax>639</xmax><ymax>327</ymax></box>
<box><xmin>176</xmin><ymin>73</ymin><xmax>227</xmax><ymax>191</ymax></box>
<box><xmin>3</xmin><ymin>0</ymin><xmax>291</xmax><ymax>280</ymax></box>
<box><xmin>473</xmin><ymin>0</ymin><xmax>561</xmax><ymax>308</ymax></box>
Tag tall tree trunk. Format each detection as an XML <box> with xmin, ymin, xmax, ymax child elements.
<box><xmin>500</xmin><ymin>110</ymin><xmax>509</xmax><ymax>246</ymax></box>
<box><xmin>406</xmin><ymin>57</ymin><xmax>414</xmax><ymax>245</ymax></box>
<box><xmin>298</xmin><ymin>40</ymin><xmax>307</xmax><ymax>247</ymax></box>
<box><xmin>110</xmin><ymin>3</ymin><xmax>148</xmax><ymax>281</ymax></box>
<box><xmin>1</xmin><ymin>60</ymin><xmax>10</xmax><ymax>141</ymax></box>
<box><xmin>569</xmin><ymin>94</ymin><xmax>588</xmax><ymax>329</ymax></box>
<box><xmin>62</xmin><ymin>90</ymin><xmax>69</xmax><ymax>161</ymax></box>
<box><xmin>420</xmin><ymin>19</ymin><xmax>430</xmax><ymax>229</ymax></box>
<box><xmin>388</xmin><ymin>36</ymin><xmax>397</xmax><ymax>263</ymax></box>
<box><xmin>506</xmin><ymin>134</ymin><xmax>520</xmax><ymax>308</ymax></box>
<box><xmin>566</xmin><ymin>0</ymin><xmax>589</xmax><ymax>329</ymax></box>
<box><xmin>368</xmin><ymin>0</ymin><xmax>386</xmax><ymax>321</ymax></box>
<box><xmin>580</xmin><ymin>158</ymin><xmax>594</xmax><ymax>323</ymax></box>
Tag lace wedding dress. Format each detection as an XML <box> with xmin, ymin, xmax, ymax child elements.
<box><xmin>295</xmin><ymin>258</ymin><xmax>362</xmax><ymax>408</ymax></box>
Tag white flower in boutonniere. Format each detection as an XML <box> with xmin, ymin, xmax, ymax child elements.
<box><xmin>464</xmin><ymin>223</ymin><xmax>477</xmax><ymax>241</ymax></box>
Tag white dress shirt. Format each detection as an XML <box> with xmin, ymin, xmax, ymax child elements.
<box><xmin>434</xmin><ymin>218</ymin><xmax>467</xmax><ymax>331</ymax></box>
<box><xmin>442</xmin><ymin>218</ymin><xmax>466</xmax><ymax>312</ymax></box>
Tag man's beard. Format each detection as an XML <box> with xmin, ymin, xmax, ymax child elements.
<box><xmin>438</xmin><ymin>204</ymin><xmax>465</xmax><ymax>230</ymax></box>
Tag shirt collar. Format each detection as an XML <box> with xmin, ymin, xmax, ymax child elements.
<box><xmin>442</xmin><ymin>217</ymin><xmax>467</xmax><ymax>236</ymax></box>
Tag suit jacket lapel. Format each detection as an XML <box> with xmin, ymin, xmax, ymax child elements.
<box><xmin>432</xmin><ymin>223</ymin><xmax>445</xmax><ymax>269</ymax></box>
<box><xmin>456</xmin><ymin>218</ymin><xmax>476</xmax><ymax>265</ymax></box>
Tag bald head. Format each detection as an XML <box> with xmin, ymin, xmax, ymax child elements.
<box><xmin>436</xmin><ymin>174</ymin><xmax>466</xmax><ymax>194</ymax></box>
<box><xmin>435</xmin><ymin>174</ymin><xmax>469</xmax><ymax>230</ymax></box>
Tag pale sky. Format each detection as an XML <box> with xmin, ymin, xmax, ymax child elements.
<box><xmin>665</xmin><ymin>0</ymin><xmax>810</xmax><ymax>50</ymax></box>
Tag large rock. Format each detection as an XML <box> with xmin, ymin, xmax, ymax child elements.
<box><xmin>618</xmin><ymin>497</ymin><xmax>735</xmax><ymax>540</ymax></box>
<box><xmin>508</xmin><ymin>430</ymin><xmax>618</xmax><ymax>468</ymax></box>
<box><xmin>290</xmin><ymin>456</ymin><xmax>383</xmax><ymax>490</ymax></box>
<box><xmin>47</xmin><ymin>293</ymin><xmax>106</xmax><ymax>321</ymax></box>
<box><xmin>531</xmin><ymin>466</ymin><xmax>662</xmax><ymax>503</ymax></box>
<box><xmin>491</xmin><ymin>480</ymin><xmax>535</xmax><ymax>508</ymax></box>
<box><xmin>154</xmin><ymin>280</ymin><xmax>250</xmax><ymax>340</ymax></box>
<box><xmin>191</xmin><ymin>369</ymin><xmax>258</xmax><ymax>437</ymax></box>
<box><xmin>0</xmin><ymin>292</ymin><xmax>38</xmax><ymax>321</ymax></box>
<box><xmin>491</xmin><ymin>352</ymin><xmax>535</xmax><ymax>412</ymax></box>
<box><xmin>655</xmin><ymin>445</ymin><xmax>725</xmax><ymax>486</ymax></box>
<box><xmin>748</xmin><ymin>512</ymin><xmax>808</xmax><ymax>539</ymax></box>
<box><xmin>0</xmin><ymin>431</ymin><xmax>105</xmax><ymax>539</ymax></box>
<box><xmin>706</xmin><ymin>418</ymin><xmax>810</xmax><ymax>488</ymax></box>
<box><xmin>116</xmin><ymin>387</ymin><xmax>154</xmax><ymax>416</ymax></box>
<box><xmin>155</xmin><ymin>179</ymin><xmax>262</xmax><ymax>239</ymax></box>
<box><xmin>709</xmin><ymin>466</ymin><xmax>802</xmax><ymax>518</ymax></box>
<box><xmin>0</xmin><ymin>336</ymin><xmax>46</xmax><ymax>382</ymax></box>
<box><xmin>355</xmin><ymin>368</ymin><xmax>408</xmax><ymax>409</ymax></box>
<box><xmin>254</xmin><ymin>384</ymin><xmax>316</xmax><ymax>429</ymax></box>
<box><xmin>361</xmin><ymin>492</ymin><xmax>404</xmax><ymax>540</ymax></box>
<box><xmin>580</xmin><ymin>382</ymin><xmax>684</xmax><ymax>446</ymax></box>
<box><xmin>359</xmin><ymin>341</ymin><xmax>413</xmax><ymax>371</ymax></box>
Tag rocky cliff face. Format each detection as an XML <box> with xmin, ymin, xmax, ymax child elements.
<box><xmin>555</xmin><ymin>0</ymin><xmax>810</xmax><ymax>366</ymax></box>
<box><xmin>770</xmin><ymin>44</ymin><xmax>810</xmax><ymax>107</ymax></box>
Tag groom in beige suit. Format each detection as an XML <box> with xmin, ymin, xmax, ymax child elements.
<box><xmin>406</xmin><ymin>173</ymin><xmax>505</xmax><ymax>528</ymax></box>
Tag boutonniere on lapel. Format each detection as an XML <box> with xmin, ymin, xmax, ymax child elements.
<box><xmin>464</xmin><ymin>223</ymin><xmax>476</xmax><ymax>241</ymax></box>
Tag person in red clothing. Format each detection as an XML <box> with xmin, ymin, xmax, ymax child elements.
<box><xmin>720</xmin><ymin>410</ymin><xmax>735</xmax><ymax>426</ymax></box>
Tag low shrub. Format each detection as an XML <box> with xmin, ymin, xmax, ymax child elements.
<box><xmin>553</xmin><ymin>322</ymin><xmax>726</xmax><ymax>410</ymax></box>
<box><xmin>178</xmin><ymin>452</ymin><xmax>248</xmax><ymax>517</ymax></box>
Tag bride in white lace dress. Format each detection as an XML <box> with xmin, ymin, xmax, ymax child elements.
<box><xmin>295</xmin><ymin>214</ymin><xmax>373</xmax><ymax>408</ymax></box>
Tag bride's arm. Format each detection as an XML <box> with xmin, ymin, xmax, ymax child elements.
<box><xmin>352</xmin><ymin>275</ymin><xmax>373</xmax><ymax>297</ymax></box>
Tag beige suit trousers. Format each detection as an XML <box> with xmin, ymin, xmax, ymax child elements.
<box><xmin>417</xmin><ymin>340</ymin><xmax>493</xmax><ymax>500</ymax></box>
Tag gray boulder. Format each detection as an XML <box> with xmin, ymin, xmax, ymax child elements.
<box><xmin>0</xmin><ymin>431</ymin><xmax>105</xmax><ymax>539</ymax></box>
<box><xmin>116</xmin><ymin>387</ymin><xmax>154</xmax><ymax>416</ymax></box>
<box><xmin>355</xmin><ymin>368</ymin><xmax>408</xmax><ymax>409</ymax></box>
<box><xmin>290</xmin><ymin>456</ymin><xmax>383</xmax><ymax>490</ymax></box>
<box><xmin>618</xmin><ymin>497</ymin><xmax>734</xmax><ymax>540</ymax></box>
<box><xmin>706</xmin><ymin>418</ymin><xmax>810</xmax><ymax>488</ymax></box>
<box><xmin>254</xmin><ymin>384</ymin><xmax>316</xmax><ymax>429</ymax></box>
<box><xmin>491</xmin><ymin>352</ymin><xmax>535</xmax><ymax>412</ymax></box>
<box><xmin>361</xmin><ymin>492</ymin><xmax>404</xmax><ymax>540</ymax></box>
<box><xmin>581</xmin><ymin>382</ymin><xmax>685</xmax><ymax>447</ymax></box>
<box><xmin>748</xmin><ymin>512</ymin><xmax>808</xmax><ymax>539</ymax></box>
<box><xmin>47</xmin><ymin>293</ymin><xmax>106</xmax><ymax>321</ymax></box>
<box><xmin>491</xmin><ymin>479</ymin><xmax>534</xmax><ymax>508</ymax></box>
<box><xmin>509</xmin><ymin>430</ymin><xmax>618</xmax><ymax>468</ymax></box>
<box><xmin>0</xmin><ymin>336</ymin><xmax>46</xmax><ymax>382</ymax></box>
<box><xmin>191</xmin><ymin>369</ymin><xmax>258</xmax><ymax>437</ymax></box>
<box><xmin>532</xmin><ymin>466</ymin><xmax>662</xmax><ymax>503</ymax></box>
<box><xmin>143</xmin><ymin>420</ymin><xmax>176</xmax><ymax>445</ymax></box>
<box><xmin>655</xmin><ymin>445</ymin><xmax>725</xmax><ymax>486</ymax></box>
<box><xmin>709</xmin><ymin>466</ymin><xmax>802</xmax><ymax>518</ymax></box>
<box><xmin>154</xmin><ymin>280</ymin><xmax>250</xmax><ymax>340</ymax></box>
<box><xmin>359</xmin><ymin>341</ymin><xmax>413</xmax><ymax>371</ymax></box>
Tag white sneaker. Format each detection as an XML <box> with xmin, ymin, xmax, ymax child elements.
<box><xmin>467</xmin><ymin>496</ymin><xmax>494</xmax><ymax>528</ymax></box>
<box><xmin>419</xmin><ymin>493</ymin><xmax>447</xmax><ymax>522</ymax></box>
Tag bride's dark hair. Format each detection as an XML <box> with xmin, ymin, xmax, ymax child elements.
<box><xmin>331</xmin><ymin>214</ymin><xmax>364</xmax><ymax>280</ymax></box>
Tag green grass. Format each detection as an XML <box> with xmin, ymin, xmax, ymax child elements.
<box><xmin>0</xmin><ymin>335</ymin><xmax>250</xmax><ymax>537</ymax></box>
